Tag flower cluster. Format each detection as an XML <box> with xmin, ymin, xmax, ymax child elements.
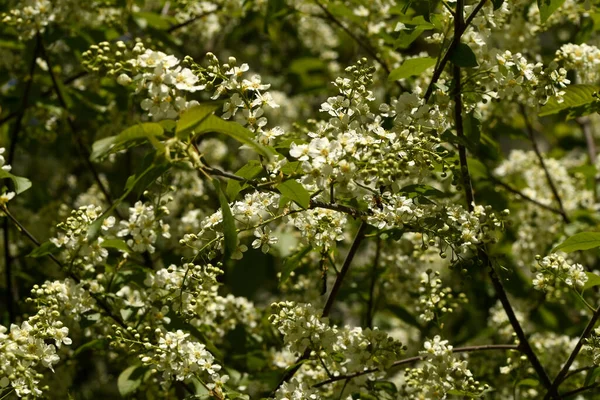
<box><xmin>144</xmin><ymin>263</ymin><xmax>259</xmax><ymax>341</ymax></box>
<box><xmin>270</xmin><ymin>302</ymin><xmax>405</xmax><ymax>374</ymax></box>
<box><xmin>366</xmin><ymin>192</ymin><xmax>421</xmax><ymax>230</ymax></box>
<box><xmin>401</xmin><ymin>336</ymin><xmax>489</xmax><ymax>399</ymax></box>
<box><xmin>287</xmin><ymin>209</ymin><xmax>347</xmax><ymax>250</ymax></box>
<box><xmin>137</xmin><ymin>329</ymin><xmax>228</xmax><ymax>393</ymax></box>
<box><xmin>1</xmin><ymin>0</ymin><xmax>56</xmax><ymax>39</ymax></box>
<box><xmin>50</xmin><ymin>205</ymin><xmax>112</xmax><ymax>272</ymax></box>
<box><xmin>416</xmin><ymin>270</ymin><xmax>466</xmax><ymax>323</ymax></box>
<box><xmin>117</xmin><ymin>201</ymin><xmax>170</xmax><ymax>254</ymax></box>
<box><xmin>0</xmin><ymin>279</ymin><xmax>92</xmax><ymax>398</ymax></box>
<box><xmin>83</xmin><ymin>42</ymin><xmax>203</xmax><ymax>120</ymax></box>
<box><xmin>492</xmin><ymin>50</ymin><xmax>569</xmax><ymax>105</ymax></box>
<box><xmin>0</xmin><ymin>147</ymin><xmax>16</xmax><ymax>206</ymax></box>
<box><xmin>584</xmin><ymin>327</ymin><xmax>600</xmax><ymax>366</ymax></box>
<box><xmin>556</xmin><ymin>43</ymin><xmax>600</xmax><ymax>84</ymax></box>
<box><xmin>532</xmin><ymin>254</ymin><xmax>587</xmax><ymax>297</ymax></box>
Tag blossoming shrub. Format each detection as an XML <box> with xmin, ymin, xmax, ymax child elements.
<box><xmin>2</xmin><ymin>0</ymin><xmax>600</xmax><ymax>399</ymax></box>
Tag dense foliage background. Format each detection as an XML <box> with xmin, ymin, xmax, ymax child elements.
<box><xmin>3</xmin><ymin>0</ymin><xmax>600</xmax><ymax>399</ymax></box>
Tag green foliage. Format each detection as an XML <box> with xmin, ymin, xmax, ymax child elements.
<box><xmin>552</xmin><ymin>232</ymin><xmax>600</xmax><ymax>253</ymax></box>
<box><xmin>276</xmin><ymin>179</ymin><xmax>310</xmax><ymax>209</ymax></box>
<box><xmin>537</xmin><ymin>0</ymin><xmax>568</xmax><ymax>23</ymax></box>
<box><xmin>539</xmin><ymin>85</ymin><xmax>600</xmax><ymax>118</ymax></box>
<box><xmin>450</xmin><ymin>43</ymin><xmax>478</xmax><ymax>68</ymax></box>
<box><xmin>0</xmin><ymin>169</ymin><xmax>32</xmax><ymax>194</ymax></box>
<box><xmin>91</xmin><ymin>122</ymin><xmax>166</xmax><ymax>162</ymax></box>
<box><xmin>388</xmin><ymin>57</ymin><xmax>437</xmax><ymax>81</ymax></box>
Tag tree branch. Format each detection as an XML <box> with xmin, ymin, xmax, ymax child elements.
<box><xmin>449</xmin><ymin>2</ymin><xmax>557</xmax><ymax>397</ymax></box>
<box><xmin>313</xmin><ymin>343</ymin><xmax>519</xmax><ymax>388</ymax></box>
<box><xmin>268</xmin><ymin>222</ymin><xmax>368</xmax><ymax>396</ymax></box>
<box><xmin>2</xmin><ymin>205</ymin><xmax>129</xmax><ymax>331</ymax></box>
<box><xmin>423</xmin><ymin>0</ymin><xmax>489</xmax><ymax>102</ymax></box>
<box><xmin>544</xmin><ymin>306</ymin><xmax>600</xmax><ymax>399</ymax></box>
<box><xmin>3</xmin><ymin>34</ymin><xmax>41</xmax><ymax>323</ymax></box>
<box><xmin>37</xmin><ymin>35</ymin><xmax>117</xmax><ymax>212</ymax></box>
<box><xmin>487</xmin><ymin>175</ymin><xmax>565</xmax><ymax>216</ymax></box>
<box><xmin>520</xmin><ymin>104</ymin><xmax>569</xmax><ymax>224</ymax></box>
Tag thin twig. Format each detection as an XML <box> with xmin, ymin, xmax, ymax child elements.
<box><xmin>544</xmin><ymin>306</ymin><xmax>600</xmax><ymax>399</ymax></box>
<box><xmin>313</xmin><ymin>0</ymin><xmax>406</xmax><ymax>91</ymax></box>
<box><xmin>365</xmin><ymin>236</ymin><xmax>381</xmax><ymax>328</ymax></box>
<box><xmin>3</xmin><ymin>35</ymin><xmax>41</xmax><ymax>323</ymax></box>
<box><xmin>37</xmin><ymin>35</ymin><xmax>117</xmax><ymax>212</ymax></box>
<box><xmin>2</xmin><ymin>205</ymin><xmax>129</xmax><ymax>331</ymax></box>
<box><xmin>449</xmin><ymin>2</ymin><xmax>557</xmax><ymax>397</ymax></box>
<box><xmin>313</xmin><ymin>343</ymin><xmax>519</xmax><ymax>388</ymax></box>
<box><xmin>321</xmin><ymin>222</ymin><xmax>368</xmax><ymax>318</ymax></box>
<box><xmin>487</xmin><ymin>175</ymin><xmax>565</xmax><ymax>216</ymax></box>
<box><xmin>520</xmin><ymin>104</ymin><xmax>569</xmax><ymax>224</ymax></box>
<box><xmin>577</xmin><ymin>116</ymin><xmax>598</xmax><ymax>202</ymax></box>
<box><xmin>268</xmin><ymin>222</ymin><xmax>368</xmax><ymax>396</ymax></box>
<box><xmin>561</xmin><ymin>382</ymin><xmax>600</xmax><ymax>398</ymax></box>
<box><xmin>423</xmin><ymin>0</ymin><xmax>489</xmax><ymax>102</ymax></box>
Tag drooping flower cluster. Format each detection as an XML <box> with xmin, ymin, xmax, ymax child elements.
<box><xmin>556</xmin><ymin>43</ymin><xmax>600</xmax><ymax>84</ymax></box>
<box><xmin>144</xmin><ymin>263</ymin><xmax>259</xmax><ymax>341</ymax></box>
<box><xmin>0</xmin><ymin>279</ymin><xmax>92</xmax><ymax>398</ymax></box>
<box><xmin>138</xmin><ymin>329</ymin><xmax>228</xmax><ymax>393</ymax></box>
<box><xmin>270</xmin><ymin>302</ymin><xmax>405</xmax><ymax>376</ymax></box>
<box><xmin>117</xmin><ymin>201</ymin><xmax>170</xmax><ymax>254</ymax></box>
<box><xmin>50</xmin><ymin>205</ymin><xmax>112</xmax><ymax>272</ymax></box>
<box><xmin>416</xmin><ymin>270</ymin><xmax>466</xmax><ymax>323</ymax></box>
<box><xmin>401</xmin><ymin>336</ymin><xmax>489</xmax><ymax>399</ymax></box>
<box><xmin>287</xmin><ymin>209</ymin><xmax>347</xmax><ymax>250</ymax></box>
<box><xmin>83</xmin><ymin>42</ymin><xmax>203</xmax><ymax>120</ymax></box>
<box><xmin>532</xmin><ymin>254</ymin><xmax>587</xmax><ymax>297</ymax></box>
<box><xmin>492</xmin><ymin>50</ymin><xmax>569</xmax><ymax>105</ymax></box>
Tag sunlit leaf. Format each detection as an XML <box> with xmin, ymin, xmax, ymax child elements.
<box><xmin>552</xmin><ymin>232</ymin><xmax>600</xmax><ymax>253</ymax></box>
<box><xmin>388</xmin><ymin>57</ymin><xmax>436</xmax><ymax>81</ymax></box>
<box><xmin>276</xmin><ymin>179</ymin><xmax>310</xmax><ymax>209</ymax></box>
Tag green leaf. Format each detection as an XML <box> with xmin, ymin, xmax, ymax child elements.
<box><xmin>100</xmin><ymin>238</ymin><xmax>130</xmax><ymax>252</ymax></box>
<box><xmin>0</xmin><ymin>169</ymin><xmax>32</xmax><ymax>194</ymax></box>
<box><xmin>176</xmin><ymin>103</ymin><xmax>221</xmax><ymax>140</ymax></box>
<box><xmin>213</xmin><ymin>179</ymin><xmax>238</xmax><ymax>261</ymax></box>
<box><xmin>491</xmin><ymin>0</ymin><xmax>505</xmax><ymax>10</ymax></box>
<box><xmin>388</xmin><ymin>57</ymin><xmax>437</xmax><ymax>81</ymax></box>
<box><xmin>537</xmin><ymin>0</ymin><xmax>567</xmax><ymax>23</ymax></box>
<box><xmin>539</xmin><ymin>85</ymin><xmax>600</xmax><ymax>117</ymax></box>
<box><xmin>73</xmin><ymin>339</ymin><xmax>106</xmax><ymax>356</ymax></box>
<box><xmin>516</xmin><ymin>378</ymin><xmax>539</xmax><ymax>387</ymax></box>
<box><xmin>584</xmin><ymin>272</ymin><xmax>600</xmax><ymax>291</ymax></box>
<box><xmin>552</xmin><ymin>232</ymin><xmax>600</xmax><ymax>253</ymax></box>
<box><xmin>28</xmin><ymin>241</ymin><xmax>60</xmax><ymax>258</ymax></box>
<box><xmin>449</xmin><ymin>43</ymin><xmax>478</xmax><ymax>68</ymax></box>
<box><xmin>226</xmin><ymin>160</ymin><xmax>264</xmax><ymax>201</ymax></box>
<box><xmin>394</xmin><ymin>28</ymin><xmax>425</xmax><ymax>49</ymax></box>
<box><xmin>280</xmin><ymin>245</ymin><xmax>312</xmax><ymax>284</ymax></box>
<box><xmin>117</xmin><ymin>365</ymin><xmax>145</xmax><ymax>397</ymax></box>
<box><xmin>464</xmin><ymin>114</ymin><xmax>481</xmax><ymax>151</ymax></box>
<box><xmin>585</xmin><ymin>366</ymin><xmax>600</xmax><ymax>386</ymax></box>
<box><xmin>280</xmin><ymin>161</ymin><xmax>303</xmax><ymax>175</ymax></box>
<box><xmin>196</xmin><ymin>115</ymin><xmax>274</xmax><ymax>159</ymax></box>
<box><xmin>91</xmin><ymin>122</ymin><xmax>165</xmax><ymax>161</ymax></box>
<box><xmin>276</xmin><ymin>179</ymin><xmax>310</xmax><ymax>209</ymax></box>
